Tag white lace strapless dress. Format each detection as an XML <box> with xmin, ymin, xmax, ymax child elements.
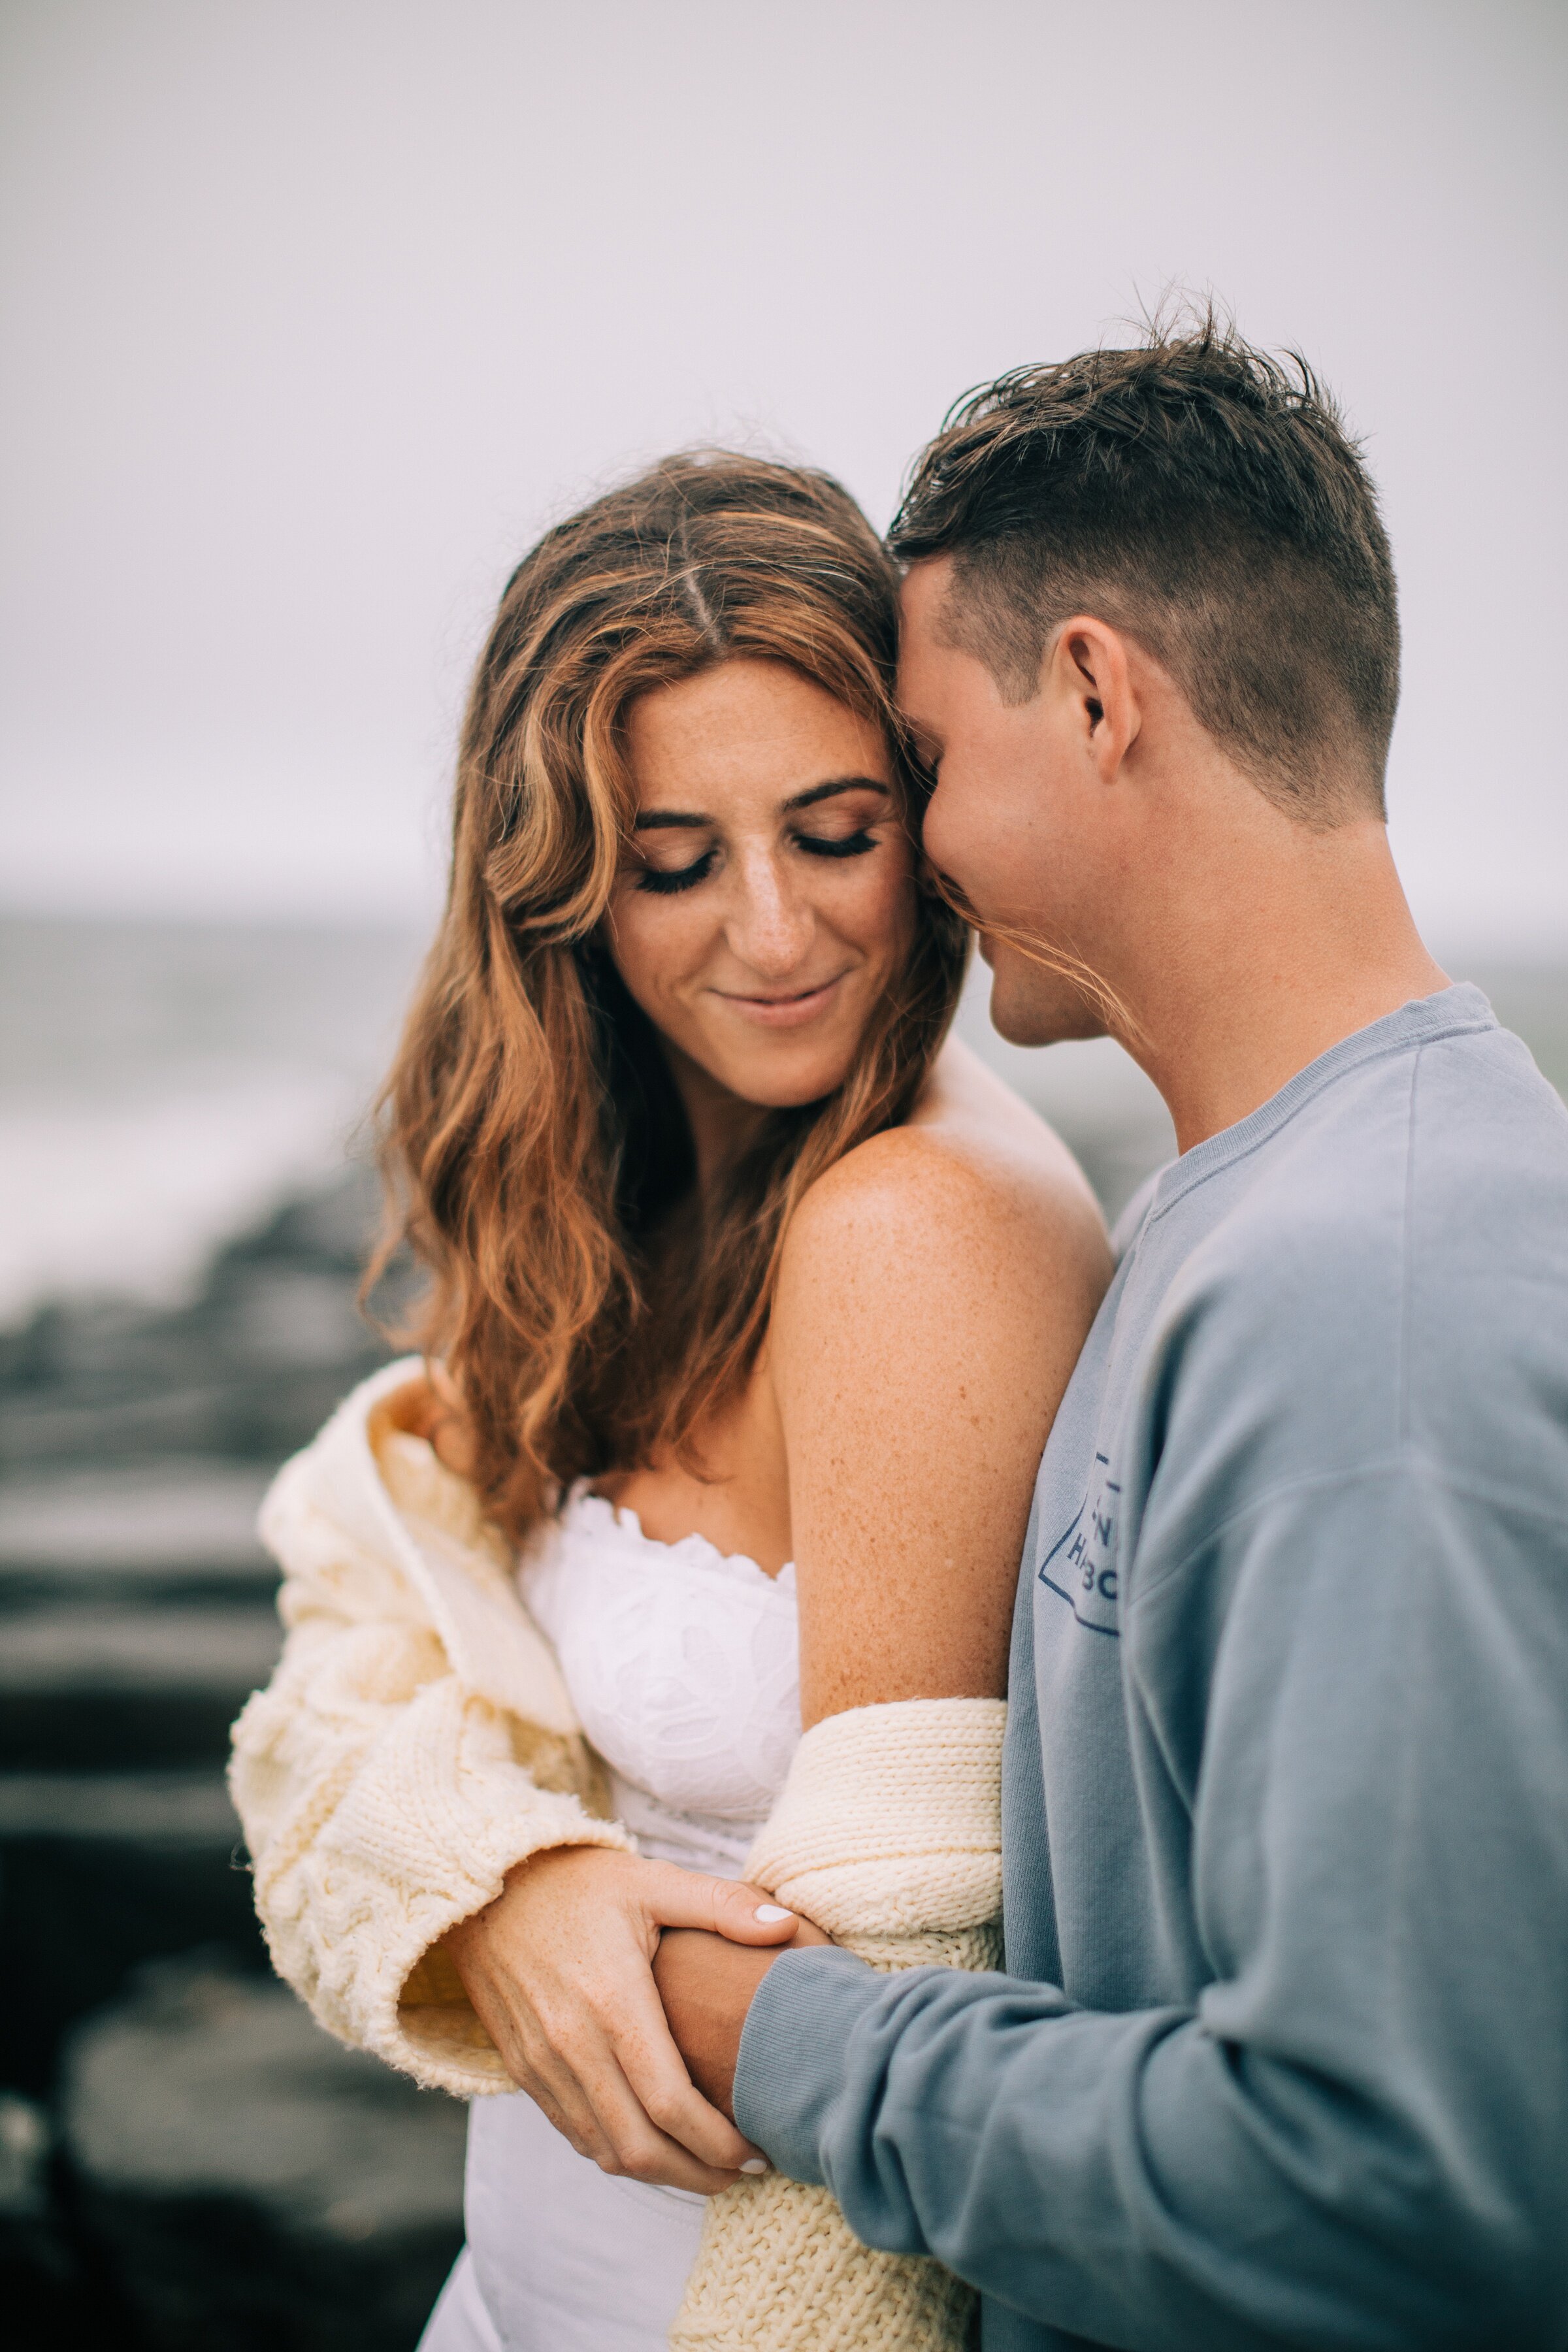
<box><xmin>420</xmin><ymin>1484</ymin><xmax>802</xmax><ymax>2352</ymax></box>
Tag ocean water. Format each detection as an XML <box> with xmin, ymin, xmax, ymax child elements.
<box><xmin>2</xmin><ymin>913</ymin><xmax>1562</xmax><ymax>1329</ymax></box>
<box><xmin>0</xmin><ymin>917</ymin><xmax>422</xmax><ymax>1325</ymax></box>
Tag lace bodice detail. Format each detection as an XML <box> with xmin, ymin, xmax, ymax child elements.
<box><xmin>516</xmin><ymin>1483</ymin><xmax>802</xmax><ymax>1872</ymax></box>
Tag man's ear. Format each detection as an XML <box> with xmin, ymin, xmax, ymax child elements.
<box><xmin>1049</xmin><ymin>618</ymin><xmax>1139</xmax><ymax>784</ymax></box>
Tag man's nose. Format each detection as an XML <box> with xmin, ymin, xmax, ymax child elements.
<box><xmin>725</xmin><ymin>850</ymin><xmax>813</xmax><ymax>977</ymax></box>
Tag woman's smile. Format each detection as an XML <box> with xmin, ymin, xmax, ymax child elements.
<box><xmin>711</xmin><ymin>971</ymin><xmax>852</xmax><ymax>1027</ymax></box>
<box><xmin>610</xmin><ymin>659</ymin><xmax>913</xmax><ymax>1120</ymax></box>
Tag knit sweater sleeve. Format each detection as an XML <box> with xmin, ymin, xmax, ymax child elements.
<box><xmin>670</xmin><ymin>1697</ymin><xmax>1005</xmax><ymax>2352</ymax></box>
<box><xmin>228</xmin><ymin>1411</ymin><xmax>633</xmax><ymax>2098</ymax></box>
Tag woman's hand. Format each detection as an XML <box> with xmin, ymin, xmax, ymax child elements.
<box><xmin>443</xmin><ymin>1845</ymin><xmax>800</xmax><ymax>2191</ymax></box>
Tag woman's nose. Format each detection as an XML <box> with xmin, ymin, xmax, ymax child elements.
<box><xmin>725</xmin><ymin>849</ymin><xmax>813</xmax><ymax>977</ymax></box>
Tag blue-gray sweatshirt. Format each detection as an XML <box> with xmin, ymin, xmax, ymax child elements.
<box><xmin>734</xmin><ymin>985</ymin><xmax>1568</xmax><ymax>2351</ymax></box>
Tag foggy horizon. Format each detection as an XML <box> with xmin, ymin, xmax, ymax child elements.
<box><xmin>3</xmin><ymin>1</ymin><xmax>1565</xmax><ymax>955</ymax></box>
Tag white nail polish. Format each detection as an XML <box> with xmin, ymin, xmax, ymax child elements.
<box><xmin>739</xmin><ymin>2157</ymin><xmax>770</xmax><ymax>2174</ymax></box>
<box><xmin>754</xmin><ymin>1904</ymin><xmax>793</xmax><ymax>1921</ymax></box>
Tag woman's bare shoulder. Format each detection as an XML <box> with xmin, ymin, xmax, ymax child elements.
<box><xmin>786</xmin><ymin>1039</ymin><xmax>1108</xmax><ymax>1273</ymax></box>
<box><xmin>774</xmin><ymin>1045</ymin><xmax>1112</xmax><ymax>1408</ymax></box>
<box><xmin>770</xmin><ymin>1045</ymin><xmax>1113</xmax><ymax>1727</ymax></box>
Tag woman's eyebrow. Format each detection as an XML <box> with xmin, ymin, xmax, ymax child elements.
<box><xmin>632</xmin><ymin>777</ymin><xmax>889</xmax><ymax>830</ymax></box>
<box><xmin>781</xmin><ymin>776</ymin><xmax>890</xmax><ymax>813</ymax></box>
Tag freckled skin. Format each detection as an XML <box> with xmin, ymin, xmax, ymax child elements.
<box><xmin>600</xmin><ymin>658</ymin><xmax>1111</xmax><ymax>1692</ymax></box>
<box><xmin>610</xmin><ymin>660</ymin><xmax>1111</xmax><ymax>2125</ymax></box>
<box><xmin>445</xmin><ymin>655</ymin><xmax>1113</xmax><ymax>2174</ymax></box>
<box><xmin>660</xmin><ymin>560</ymin><xmax>1451</xmax><ymax>2128</ymax></box>
<box><xmin>610</xmin><ymin>659</ymin><xmax>915</xmax><ymax>1125</ymax></box>
<box><xmin>775</xmin><ymin>1090</ymin><xmax>1109</xmax><ymax>1725</ymax></box>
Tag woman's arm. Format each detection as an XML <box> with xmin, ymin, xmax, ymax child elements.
<box><xmin>657</xmin><ymin>1123</ymin><xmax>1109</xmax><ymax>2109</ymax></box>
<box><xmin>229</xmin><ymin>1372</ymin><xmax>795</xmax><ymax>2187</ymax></box>
<box><xmin>402</xmin><ymin>1375</ymin><xmax>802</xmax><ymax>2185</ymax></box>
<box><xmin>774</xmin><ymin>1122</ymin><xmax>1109</xmax><ymax>1725</ymax></box>
<box><xmin>229</xmin><ymin>1484</ymin><xmax>634</xmax><ymax>2093</ymax></box>
<box><xmin>459</xmin><ymin>1127</ymin><xmax>1108</xmax><ymax>2176</ymax></box>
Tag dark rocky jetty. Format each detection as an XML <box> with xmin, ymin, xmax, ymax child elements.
<box><xmin>63</xmin><ymin>1958</ymin><xmax>467</xmax><ymax>2352</ymax></box>
<box><xmin>0</xmin><ymin>1167</ymin><xmax>463</xmax><ymax>2348</ymax></box>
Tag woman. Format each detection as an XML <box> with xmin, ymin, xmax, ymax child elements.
<box><xmin>231</xmin><ymin>453</ymin><xmax>1111</xmax><ymax>2350</ymax></box>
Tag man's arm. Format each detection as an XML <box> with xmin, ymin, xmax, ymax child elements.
<box><xmin>724</xmin><ymin>1469</ymin><xmax>1568</xmax><ymax>2350</ymax></box>
<box><xmin>653</xmin><ymin>1917</ymin><xmax>832</xmax><ymax>2123</ymax></box>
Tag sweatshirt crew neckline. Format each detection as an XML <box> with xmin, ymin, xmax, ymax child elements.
<box><xmin>1145</xmin><ymin>981</ymin><xmax>1495</xmax><ymax>1224</ymax></box>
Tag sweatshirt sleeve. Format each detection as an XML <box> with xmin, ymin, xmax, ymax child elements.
<box><xmin>732</xmin><ymin>1463</ymin><xmax>1568</xmax><ymax>2349</ymax></box>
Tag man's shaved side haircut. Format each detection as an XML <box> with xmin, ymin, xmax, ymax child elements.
<box><xmin>889</xmin><ymin>316</ymin><xmax>1400</xmax><ymax>824</ymax></box>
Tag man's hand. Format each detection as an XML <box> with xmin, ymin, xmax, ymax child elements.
<box><xmin>655</xmin><ymin>1916</ymin><xmax>832</xmax><ymax>2122</ymax></box>
<box><xmin>443</xmin><ymin>1846</ymin><xmax>798</xmax><ymax>2191</ymax></box>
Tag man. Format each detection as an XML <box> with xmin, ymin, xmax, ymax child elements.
<box><xmin>658</xmin><ymin>323</ymin><xmax>1568</xmax><ymax>2345</ymax></box>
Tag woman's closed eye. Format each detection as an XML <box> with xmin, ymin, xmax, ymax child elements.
<box><xmin>796</xmin><ymin>827</ymin><xmax>877</xmax><ymax>861</ymax></box>
<box><xmin>634</xmin><ymin>826</ymin><xmax>879</xmax><ymax>894</ymax></box>
<box><xmin>636</xmin><ymin>847</ymin><xmax>717</xmax><ymax>895</ymax></box>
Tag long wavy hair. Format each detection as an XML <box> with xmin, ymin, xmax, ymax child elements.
<box><xmin>372</xmin><ymin>452</ymin><xmax>969</xmax><ymax>1539</ymax></box>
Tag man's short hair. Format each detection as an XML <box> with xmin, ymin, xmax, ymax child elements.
<box><xmin>889</xmin><ymin>315</ymin><xmax>1399</xmax><ymax>823</ymax></box>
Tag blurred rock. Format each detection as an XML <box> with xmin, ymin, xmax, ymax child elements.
<box><xmin>0</xmin><ymin>2087</ymin><xmax>114</xmax><ymax>2344</ymax></box>
<box><xmin>0</xmin><ymin>1772</ymin><xmax>263</xmax><ymax>2092</ymax></box>
<box><xmin>1</xmin><ymin>2080</ymin><xmax>149</xmax><ymax>2345</ymax></box>
<box><xmin>62</xmin><ymin>1958</ymin><xmax>465</xmax><ymax>2352</ymax></box>
<box><xmin>0</xmin><ymin>1462</ymin><xmax>276</xmax><ymax>1608</ymax></box>
<box><xmin>0</xmin><ymin>1164</ymin><xmax>406</xmax><ymax>2093</ymax></box>
<box><xmin>0</xmin><ymin>1163</ymin><xmax>409</xmax><ymax>1471</ymax></box>
<box><xmin>0</xmin><ymin>1603</ymin><xmax>283</xmax><ymax>1771</ymax></box>
<box><xmin>0</xmin><ymin>1153</ymin><xmax>436</xmax><ymax>2344</ymax></box>
<box><xmin>0</xmin><ymin>2089</ymin><xmax>50</xmax><ymax>2223</ymax></box>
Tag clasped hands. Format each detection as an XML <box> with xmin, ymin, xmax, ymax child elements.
<box><xmin>444</xmin><ymin>1845</ymin><xmax>830</xmax><ymax>2191</ymax></box>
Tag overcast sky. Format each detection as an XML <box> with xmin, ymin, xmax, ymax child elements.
<box><xmin>2</xmin><ymin>0</ymin><xmax>1563</xmax><ymax>954</ymax></box>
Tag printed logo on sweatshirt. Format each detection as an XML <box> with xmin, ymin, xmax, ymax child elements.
<box><xmin>1037</xmin><ymin>1453</ymin><xmax>1121</xmax><ymax>1637</ymax></box>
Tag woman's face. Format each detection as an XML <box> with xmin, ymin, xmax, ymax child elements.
<box><xmin>609</xmin><ymin>657</ymin><xmax>915</xmax><ymax>1111</ymax></box>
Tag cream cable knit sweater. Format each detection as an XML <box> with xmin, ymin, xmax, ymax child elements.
<box><xmin>231</xmin><ymin>1361</ymin><xmax>1004</xmax><ymax>2347</ymax></box>
<box><xmin>230</xmin><ymin>1358</ymin><xmax>634</xmax><ymax>2093</ymax></box>
<box><xmin>672</xmin><ymin>1698</ymin><xmax>1005</xmax><ymax>2350</ymax></box>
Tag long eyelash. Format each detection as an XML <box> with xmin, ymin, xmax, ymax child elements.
<box><xmin>636</xmin><ymin>849</ymin><xmax>717</xmax><ymax>894</ymax></box>
<box><xmin>797</xmin><ymin>830</ymin><xmax>876</xmax><ymax>860</ymax></box>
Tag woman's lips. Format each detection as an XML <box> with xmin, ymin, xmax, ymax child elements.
<box><xmin>715</xmin><ymin>973</ymin><xmax>849</xmax><ymax>1028</ymax></box>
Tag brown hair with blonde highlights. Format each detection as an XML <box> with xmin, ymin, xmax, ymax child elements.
<box><xmin>371</xmin><ymin>452</ymin><xmax>968</xmax><ymax>1539</ymax></box>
